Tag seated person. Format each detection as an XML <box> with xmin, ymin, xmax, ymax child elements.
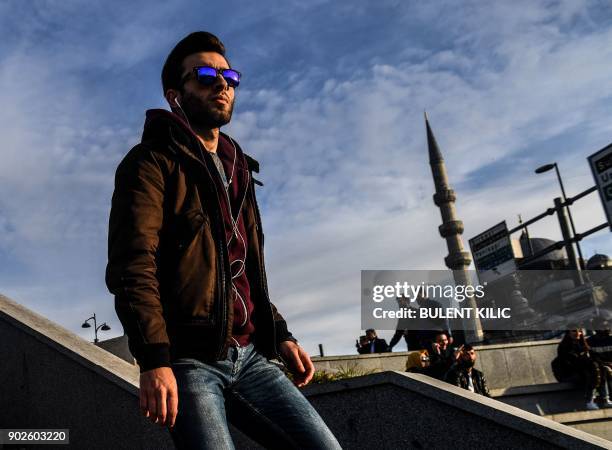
<box><xmin>555</xmin><ymin>326</ymin><xmax>611</xmax><ymax>410</ymax></box>
<box><xmin>445</xmin><ymin>345</ymin><xmax>490</xmax><ymax>397</ymax></box>
<box><xmin>405</xmin><ymin>349</ymin><xmax>431</xmax><ymax>375</ymax></box>
<box><xmin>587</xmin><ymin>317</ymin><xmax>612</xmax><ymax>368</ymax></box>
<box><xmin>356</xmin><ymin>329</ymin><xmax>389</xmax><ymax>354</ymax></box>
<box><xmin>426</xmin><ymin>331</ymin><xmax>460</xmax><ymax>380</ymax></box>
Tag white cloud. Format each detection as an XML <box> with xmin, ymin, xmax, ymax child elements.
<box><xmin>226</xmin><ymin>2</ymin><xmax>612</xmax><ymax>354</ymax></box>
<box><xmin>1</xmin><ymin>0</ymin><xmax>611</xmax><ymax>357</ymax></box>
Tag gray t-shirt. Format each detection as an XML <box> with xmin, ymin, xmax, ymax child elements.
<box><xmin>208</xmin><ymin>150</ymin><xmax>228</xmax><ymax>189</ymax></box>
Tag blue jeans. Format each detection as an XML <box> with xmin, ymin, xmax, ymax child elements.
<box><xmin>170</xmin><ymin>343</ymin><xmax>341</xmax><ymax>449</ymax></box>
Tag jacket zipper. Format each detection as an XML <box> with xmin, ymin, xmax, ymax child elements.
<box><xmin>170</xmin><ymin>134</ymin><xmax>231</xmax><ymax>360</ymax></box>
<box><xmin>198</xmin><ymin>150</ymin><xmax>231</xmax><ymax>360</ymax></box>
<box><xmin>170</xmin><ymin>131</ymin><xmax>276</xmax><ymax>360</ymax></box>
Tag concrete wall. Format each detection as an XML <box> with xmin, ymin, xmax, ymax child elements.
<box><xmin>0</xmin><ymin>294</ymin><xmax>171</xmax><ymax>450</ymax></box>
<box><xmin>3</xmin><ymin>294</ymin><xmax>610</xmax><ymax>449</ymax></box>
<box><xmin>311</xmin><ymin>339</ymin><xmax>561</xmax><ymax>391</ymax></box>
<box><xmin>95</xmin><ymin>334</ymin><xmax>135</xmax><ymax>365</ymax></box>
<box><xmin>310</xmin><ymin>340</ymin><xmax>612</xmax><ymax>441</ymax></box>
<box><xmin>299</xmin><ymin>372</ymin><xmax>612</xmax><ymax>450</ymax></box>
<box><xmin>546</xmin><ymin>410</ymin><xmax>612</xmax><ymax>442</ymax></box>
<box><xmin>474</xmin><ymin>340</ymin><xmax>559</xmax><ymax>390</ymax></box>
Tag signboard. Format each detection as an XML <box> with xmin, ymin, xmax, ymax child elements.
<box><xmin>588</xmin><ymin>143</ymin><xmax>612</xmax><ymax>231</ymax></box>
<box><xmin>469</xmin><ymin>221</ymin><xmax>517</xmax><ymax>284</ymax></box>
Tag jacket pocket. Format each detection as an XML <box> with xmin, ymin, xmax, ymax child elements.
<box><xmin>166</xmin><ymin>208</ymin><xmax>217</xmax><ymax>321</ymax></box>
<box><xmin>176</xmin><ymin>208</ymin><xmax>208</xmax><ymax>252</ymax></box>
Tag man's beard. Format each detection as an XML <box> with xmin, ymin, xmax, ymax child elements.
<box><xmin>180</xmin><ymin>90</ymin><xmax>234</xmax><ymax>129</ymax></box>
<box><xmin>460</xmin><ymin>359</ymin><xmax>475</xmax><ymax>369</ymax></box>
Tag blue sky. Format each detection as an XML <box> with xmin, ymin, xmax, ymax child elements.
<box><xmin>1</xmin><ymin>0</ymin><xmax>611</xmax><ymax>356</ymax></box>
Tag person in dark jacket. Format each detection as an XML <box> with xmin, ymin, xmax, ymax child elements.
<box><xmin>414</xmin><ymin>295</ymin><xmax>447</xmax><ymax>348</ymax></box>
<box><xmin>587</xmin><ymin>317</ymin><xmax>612</xmax><ymax>366</ymax></box>
<box><xmin>388</xmin><ymin>296</ymin><xmax>414</xmax><ymax>351</ymax></box>
<box><xmin>357</xmin><ymin>329</ymin><xmax>389</xmax><ymax>354</ymax></box>
<box><xmin>426</xmin><ymin>331</ymin><xmax>460</xmax><ymax>380</ymax></box>
<box><xmin>557</xmin><ymin>327</ymin><xmax>611</xmax><ymax>410</ymax></box>
<box><xmin>588</xmin><ymin>317</ymin><xmax>612</xmax><ymax>405</ymax></box>
<box><xmin>445</xmin><ymin>345</ymin><xmax>490</xmax><ymax>397</ymax></box>
<box><xmin>106</xmin><ymin>31</ymin><xmax>340</xmax><ymax>449</ymax></box>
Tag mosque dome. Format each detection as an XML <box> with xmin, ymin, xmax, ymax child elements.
<box><xmin>519</xmin><ymin>235</ymin><xmax>567</xmax><ymax>262</ymax></box>
<box><xmin>587</xmin><ymin>253</ymin><xmax>611</xmax><ymax>270</ymax></box>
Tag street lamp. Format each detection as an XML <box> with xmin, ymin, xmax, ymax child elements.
<box><xmin>535</xmin><ymin>162</ymin><xmax>585</xmax><ymax>269</ymax></box>
<box><xmin>81</xmin><ymin>313</ymin><xmax>111</xmax><ymax>343</ymax></box>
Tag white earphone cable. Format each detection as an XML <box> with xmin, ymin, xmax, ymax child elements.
<box><xmin>173</xmin><ymin>101</ymin><xmax>251</xmax><ymax>331</ymax></box>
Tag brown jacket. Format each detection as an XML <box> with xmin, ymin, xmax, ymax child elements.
<box><xmin>106</xmin><ymin>110</ymin><xmax>294</xmax><ymax>371</ymax></box>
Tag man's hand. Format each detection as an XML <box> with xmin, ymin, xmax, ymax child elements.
<box><xmin>139</xmin><ymin>367</ymin><xmax>178</xmax><ymax>429</ymax></box>
<box><xmin>279</xmin><ymin>340</ymin><xmax>315</xmax><ymax>388</ymax></box>
<box><xmin>453</xmin><ymin>344</ymin><xmax>464</xmax><ymax>361</ymax></box>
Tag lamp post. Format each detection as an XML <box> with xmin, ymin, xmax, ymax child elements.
<box><xmin>535</xmin><ymin>162</ymin><xmax>585</xmax><ymax>269</ymax></box>
<box><xmin>81</xmin><ymin>313</ymin><xmax>111</xmax><ymax>343</ymax></box>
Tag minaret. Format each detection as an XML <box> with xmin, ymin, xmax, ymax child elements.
<box><xmin>425</xmin><ymin>112</ymin><xmax>483</xmax><ymax>342</ymax></box>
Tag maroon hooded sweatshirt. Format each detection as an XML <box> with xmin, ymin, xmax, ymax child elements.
<box><xmin>148</xmin><ymin>109</ymin><xmax>256</xmax><ymax>346</ymax></box>
<box><xmin>212</xmin><ymin>133</ymin><xmax>256</xmax><ymax>346</ymax></box>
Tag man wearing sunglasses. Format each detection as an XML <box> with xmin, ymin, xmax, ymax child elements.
<box><xmin>106</xmin><ymin>32</ymin><xmax>341</xmax><ymax>449</ymax></box>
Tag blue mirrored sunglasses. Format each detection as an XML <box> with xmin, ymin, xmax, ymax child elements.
<box><xmin>188</xmin><ymin>66</ymin><xmax>241</xmax><ymax>88</ymax></box>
